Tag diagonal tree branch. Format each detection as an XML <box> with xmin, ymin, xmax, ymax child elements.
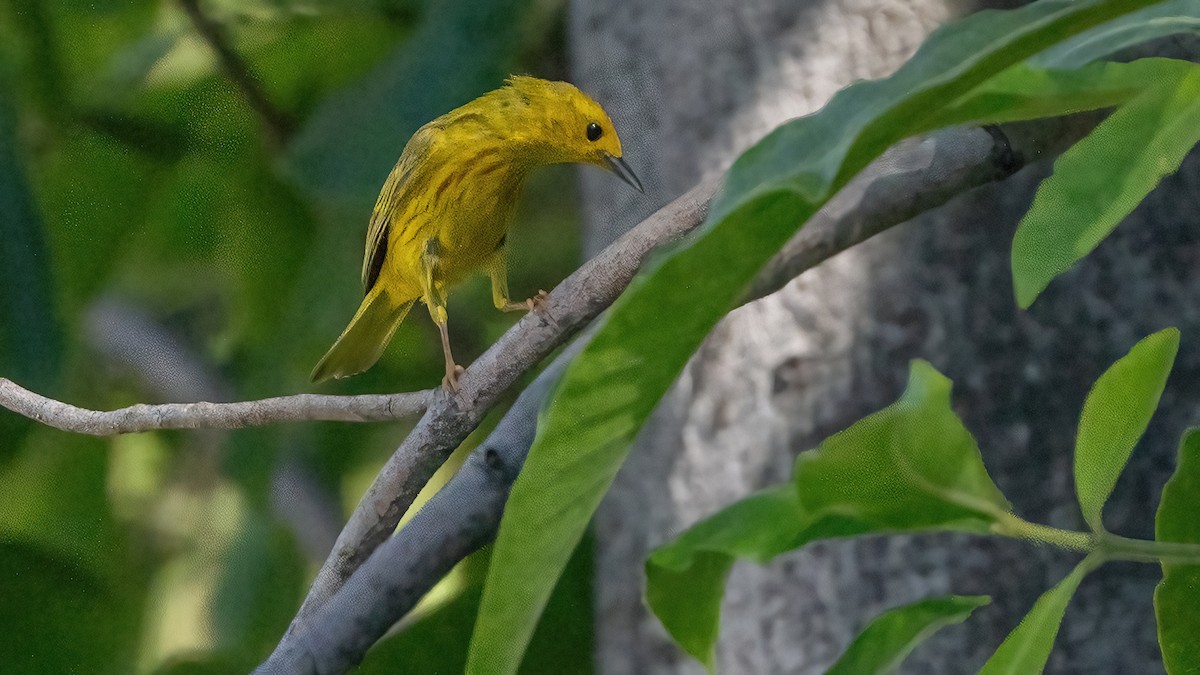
<box><xmin>258</xmin><ymin>341</ymin><xmax>579</xmax><ymax>674</ymax></box>
<box><xmin>274</xmin><ymin>175</ymin><xmax>717</xmax><ymax>645</ymax></box>
<box><xmin>260</xmin><ymin>115</ymin><xmax>1101</xmax><ymax>673</ymax></box>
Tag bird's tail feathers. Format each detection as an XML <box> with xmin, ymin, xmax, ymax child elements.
<box><xmin>311</xmin><ymin>285</ymin><xmax>415</xmax><ymax>382</ymax></box>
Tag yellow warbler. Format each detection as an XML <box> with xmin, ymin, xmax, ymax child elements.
<box><xmin>311</xmin><ymin>75</ymin><xmax>643</xmax><ymax>389</ymax></box>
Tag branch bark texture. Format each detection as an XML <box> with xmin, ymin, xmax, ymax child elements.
<box><xmin>0</xmin><ymin>378</ymin><xmax>432</xmax><ymax>435</ymax></box>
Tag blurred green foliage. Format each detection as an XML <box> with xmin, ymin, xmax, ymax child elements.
<box><xmin>0</xmin><ymin>0</ymin><xmax>584</xmax><ymax>671</ymax></box>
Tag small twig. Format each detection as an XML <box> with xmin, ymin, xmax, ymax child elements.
<box><xmin>177</xmin><ymin>0</ymin><xmax>295</xmax><ymax>146</ymax></box>
<box><xmin>0</xmin><ymin>378</ymin><xmax>432</xmax><ymax>435</ymax></box>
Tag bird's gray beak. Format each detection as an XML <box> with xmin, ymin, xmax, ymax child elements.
<box><xmin>604</xmin><ymin>154</ymin><xmax>645</xmax><ymax>193</ymax></box>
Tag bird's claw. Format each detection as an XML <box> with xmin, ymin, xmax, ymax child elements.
<box><xmin>442</xmin><ymin>364</ymin><xmax>465</xmax><ymax>392</ymax></box>
<box><xmin>502</xmin><ymin>290</ymin><xmax>551</xmax><ymax>314</ymax></box>
<box><xmin>527</xmin><ymin>289</ymin><xmax>550</xmax><ymax>311</ymax></box>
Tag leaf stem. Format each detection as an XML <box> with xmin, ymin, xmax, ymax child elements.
<box><xmin>994</xmin><ymin>514</ymin><xmax>1094</xmax><ymax>551</ymax></box>
<box><xmin>1096</xmin><ymin>533</ymin><xmax>1200</xmax><ymax>565</ymax></box>
<box><xmin>993</xmin><ymin>514</ymin><xmax>1200</xmax><ymax>565</ymax></box>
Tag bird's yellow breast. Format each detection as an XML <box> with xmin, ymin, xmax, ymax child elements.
<box><xmin>373</xmin><ymin>126</ymin><xmax>527</xmax><ymax>297</ymax></box>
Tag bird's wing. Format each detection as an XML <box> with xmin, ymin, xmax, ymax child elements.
<box><xmin>361</xmin><ymin>124</ymin><xmax>440</xmax><ymax>293</ymax></box>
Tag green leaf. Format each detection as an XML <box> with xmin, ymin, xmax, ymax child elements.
<box><xmin>1075</xmin><ymin>328</ymin><xmax>1179</xmax><ymax>532</ymax></box>
<box><xmin>793</xmin><ymin>361</ymin><xmax>1010</xmax><ymax>533</ymax></box>
<box><xmin>1012</xmin><ymin>66</ymin><xmax>1200</xmax><ymax>307</ymax></box>
<box><xmin>826</xmin><ymin>595</ymin><xmax>991</xmax><ymax>675</ymax></box>
<box><xmin>1032</xmin><ymin>0</ymin><xmax>1200</xmax><ymax>69</ymax></box>
<box><xmin>646</xmin><ymin>487</ymin><xmax>802</xmax><ymax>669</ymax></box>
<box><xmin>1154</xmin><ymin>429</ymin><xmax>1200</xmax><ymax>675</ymax></box>
<box><xmin>468</xmin><ymin>3</ymin><xmax>1161</xmax><ymax>672</ymax></box>
<box><xmin>979</xmin><ymin>555</ymin><xmax>1099</xmax><ymax>675</ymax></box>
<box><xmin>928</xmin><ymin>58</ymin><xmax>1189</xmax><ymax>130</ymax></box>
<box><xmin>646</xmin><ymin>361</ymin><xmax>1009</xmax><ymax>666</ymax></box>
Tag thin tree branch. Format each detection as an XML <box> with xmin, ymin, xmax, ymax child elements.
<box><xmin>261</xmin><ymin>116</ymin><xmax>1102</xmax><ymax>673</ymax></box>
<box><xmin>177</xmin><ymin>0</ymin><xmax>296</xmax><ymax>146</ymax></box>
<box><xmin>0</xmin><ymin>378</ymin><xmax>432</xmax><ymax>435</ymax></box>
<box><xmin>0</xmin><ymin>298</ymin><xmax>435</xmax><ymax>432</ymax></box>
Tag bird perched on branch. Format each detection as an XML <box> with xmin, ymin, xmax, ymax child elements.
<box><xmin>312</xmin><ymin>75</ymin><xmax>643</xmax><ymax>390</ymax></box>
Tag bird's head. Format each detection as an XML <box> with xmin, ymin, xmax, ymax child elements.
<box><xmin>495</xmin><ymin>75</ymin><xmax>643</xmax><ymax>193</ymax></box>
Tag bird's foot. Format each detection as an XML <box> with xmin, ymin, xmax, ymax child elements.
<box><xmin>442</xmin><ymin>364</ymin><xmax>465</xmax><ymax>392</ymax></box>
<box><xmin>501</xmin><ymin>290</ymin><xmax>551</xmax><ymax>313</ymax></box>
<box><xmin>527</xmin><ymin>289</ymin><xmax>550</xmax><ymax>311</ymax></box>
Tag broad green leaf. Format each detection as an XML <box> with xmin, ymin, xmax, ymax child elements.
<box><xmin>646</xmin><ymin>361</ymin><xmax>1009</xmax><ymax>666</ymax></box>
<box><xmin>1075</xmin><ymin>328</ymin><xmax>1179</xmax><ymax>532</ymax></box>
<box><xmin>928</xmin><ymin>58</ymin><xmax>1190</xmax><ymax>130</ymax></box>
<box><xmin>468</xmin><ymin>3</ymin><xmax>1161</xmax><ymax>672</ymax></box>
<box><xmin>1032</xmin><ymin>0</ymin><xmax>1200</xmax><ymax>69</ymax></box>
<box><xmin>1012</xmin><ymin>67</ymin><xmax>1200</xmax><ymax>307</ymax></box>
<box><xmin>709</xmin><ymin>1</ymin><xmax>1159</xmax><ymax>221</ymax></box>
<box><xmin>1154</xmin><ymin>429</ymin><xmax>1200</xmax><ymax>675</ymax></box>
<box><xmin>793</xmin><ymin>361</ymin><xmax>1010</xmax><ymax>533</ymax></box>
<box><xmin>827</xmin><ymin>595</ymin><xmax>991</xmax><ymax>675</ymax></box>
<box><xmin>646</xmin><ymin>487</ymin><xmax>803</xmax><ymax>669</ymax></box>
<box><xmin>979</xmin><ymin>555</ymin><xmax>1099</xmax><ymax>675</ymax></box>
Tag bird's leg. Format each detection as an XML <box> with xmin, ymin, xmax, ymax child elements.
<box><xmin>432</xmin><ymin>305</ymin><xmax>463</xmax><ymax>392</ymax></box>
<box><xmin>422</xmin><ymin>238</ymin><xmax>463</xmax><ymax>392</ymax></box>
<box><xmin>487</xmin><ymin>254</ymin><xmax>550</xmax><ymax>313</ymax></box>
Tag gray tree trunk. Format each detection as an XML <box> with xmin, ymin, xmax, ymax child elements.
<box><xmin>570</xmin><ymin>1</ymin><xmax>1199</xmax><ymax>673</ymax></box>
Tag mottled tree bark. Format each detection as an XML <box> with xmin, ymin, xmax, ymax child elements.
<box><xmin>571</xmin><ymin>1</ymin><xmax>1198</xmax><ymax>673</ymax></box>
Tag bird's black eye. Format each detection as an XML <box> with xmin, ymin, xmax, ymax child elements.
<box><xmin>586</xmin><ymin>122</ymin><xmax>602</xmax><ymax>142</ymax></box>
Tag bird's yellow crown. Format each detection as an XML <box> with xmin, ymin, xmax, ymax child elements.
<box><xmin>444</xmin><ymin>75</ymin><xmax>626</xmax><ymax>169</ymax></box>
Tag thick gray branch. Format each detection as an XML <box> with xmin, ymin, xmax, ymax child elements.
<box><xmin>258</xmin><ymin>344</ymin><xmax>576</xmax><ymax>674</ymax></box>
<box><xmin>0</xmin><ymin>378</ymin><xmax>432</xmax><ymax>435</ymax></box>
<box><xmin>262</xmin><ymin>117</ymin><xmax>1099</xmax><ymax>673</ymax></box>
<box><xmin>747</xmin><ymin>117</ymin><xmax>1098</xmax><ymax>302</ymax></box>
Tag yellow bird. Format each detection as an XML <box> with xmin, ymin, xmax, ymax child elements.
<box><xmin>311</xmin><ymin>75</ymin><xmax>643</xmax><ymax>390</ymax></box>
